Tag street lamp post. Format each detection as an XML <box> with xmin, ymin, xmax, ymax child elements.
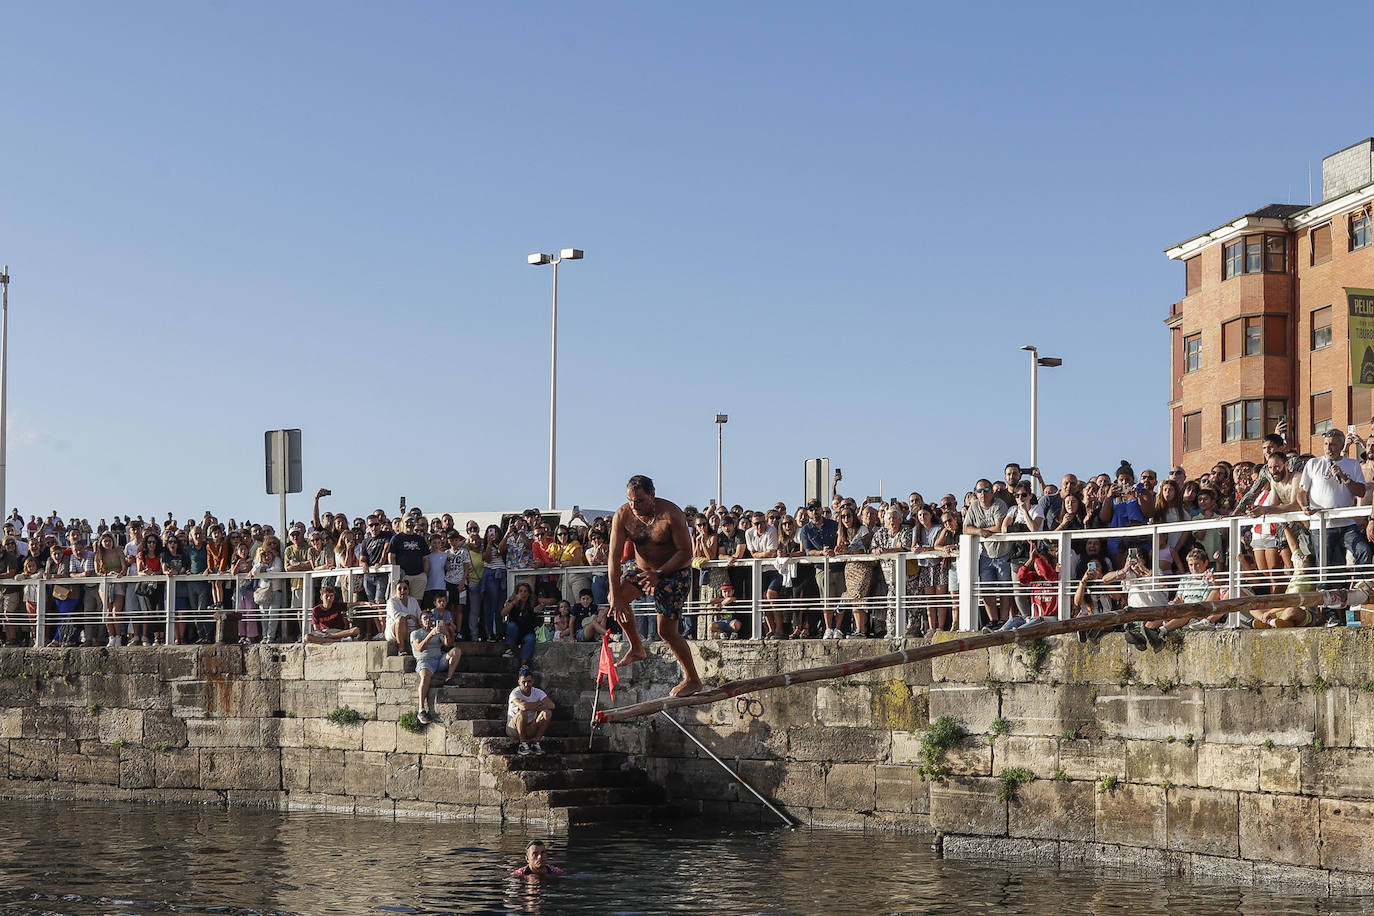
<box><xmin>714</xmin><ymin>413</ymin><xmax>728</xmax><ymax>506</ymax></box>
<box><xmin>1019</xmin><ymin>345</ymin><xmax>1062</xmax><ymax>494</ymax></box>
<box><xmin>0</xmin><ymin>266</ymin><xmax>9</xmax><ymax>520</ymax></box>
<box><xmin>527</xmin><ymin>249</ymin><xmax>584</xmax><ymax>511</ymax></box>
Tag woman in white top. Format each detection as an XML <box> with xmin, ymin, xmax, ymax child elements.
<box><xmin>385</xmin><ymin>580</ymin><xmax>422</xmax><ymax>646</ymax></box>
<box><xmin>832</xmin><ymin>504</ymin><xmax>877</xmax><ymax>639</ymax></box>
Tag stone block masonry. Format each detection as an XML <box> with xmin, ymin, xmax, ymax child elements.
<box><xmin>9</xmin><ymin>631</ymin><xmax>1374</xmax><ymax>892</ymax></box>
<box><xmin>0</xmin><ymin>641</ymin><xmax>653</xmax><ymax>827</ymax></box>
<box><xmin>533</xmin><ymin>631</ymin><xmax>1374</xmax><ymax>893</ymax></box>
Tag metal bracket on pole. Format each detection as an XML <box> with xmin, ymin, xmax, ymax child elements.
<box><xmin>656</xmin><ymin>710</ymin><xmax>796</xmax><ymax>828</ymax></box>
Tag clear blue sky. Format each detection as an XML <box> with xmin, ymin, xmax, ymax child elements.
<box><xmin>0</xmin><ymin>1</ymin><xmax>1363</xmax><ymax>524</ymax></box>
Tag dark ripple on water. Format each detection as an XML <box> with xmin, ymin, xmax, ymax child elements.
<box><xmin>0</xmin><ymin>799</ymin><xmax>1369</xmax><ymax>915</ymax></box>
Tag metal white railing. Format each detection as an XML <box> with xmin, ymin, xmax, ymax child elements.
<box><xmin>498</xmin><ymin>505</ymin><xmax>1373</xmax><ymax>641</ymax></box>
<box><xmin>12</xmin><ymin>504</ymin><xmax>1366</xmax><ymax>647</ymax></box>
<box><xmin>8</xmin><ymin>564</ymin><xmax>401</xmax><ymax>646</ymax></box>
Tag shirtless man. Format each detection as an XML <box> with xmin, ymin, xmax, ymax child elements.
<box><xmin>608</xmin><ymin>474</ymin><xmax>702</xmax><ymax>697</ymax></box>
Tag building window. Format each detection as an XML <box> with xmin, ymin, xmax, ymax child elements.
<box><xmin>1185</xmin><ymin>256</ymin><xmax>1201</xmax><ymax>294</ymax></box>
<box><xmin>1183</xmin><ymin>333</ymin><xmax>1201</xmax><ymax>372</ymax></box>
<box><xmin>1312</xmin><ymin>305</ymin><xmax>1332</xmax><ymax>350</ymax></box>
<box><xmin>1223</xmin><ymin>398</ymin><xmax>1286</xmax><ymax>443</ymax></box>
<box><xmin>1265</xmin><ymin>235</ymin><xmax>1286</xmax><ymax>272</ymax></box>
<box><xmin>1353</xmin><ymin>208</ymin><xmax>1372</xmax><ymax>251</ymax></box>
<box><xmin>1312</xmin><ymin>390</ymin><xmax>1333</xmax><ymax>436</ymax></box>
<box><xmin>1223</xmin><ymin>234</ymin><xmax>1288</xmax><ymax>279</ymax></box>
<box><xmin>1311</xmin><ymin>224</ymin><xmax>1331</xmax><ymax>266</ymax></box>
<box><xmin>1224</xmin><ymin>241</ymin><xmax>1244</xmax><ymax>279</ymax></box>
<box><xmin>1183</xmin><ymin>412</ymin><xmax>1201</xmax><ymax>453</ymax></box>
<box><xmin>1223</xmin><ymin>315</ymin><xmax>1286</xmax><ymax>360</ymax></box>
<box><xmin>1267</xmin><ymin>399</ymin><xmax>1285</xmax><ymax>437</ymax></box>
<box><xmin>1223</xmin><ymin>402</ymin><xmax>1243</xmax><ymax>442</ymax></box>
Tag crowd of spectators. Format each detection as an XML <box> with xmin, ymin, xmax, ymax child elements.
<box><xmin>4</xmin><ymin>423</ymin><xmax>1373</xmax><ymax>651</ymax></box>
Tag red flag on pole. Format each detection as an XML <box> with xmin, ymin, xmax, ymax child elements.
<box><xmin>596</xmin><ymin>630</ymin><xmax>619</xmax><ymax>701</ymax></box>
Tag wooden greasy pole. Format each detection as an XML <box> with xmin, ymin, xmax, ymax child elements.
<box><xmin>595</xmin><ymin>587</ymin><xmax>1366</xmax><ymax>724</ymax></box>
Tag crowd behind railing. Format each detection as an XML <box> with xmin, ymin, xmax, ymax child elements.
<box><xmin>6</xmin><ymin>424</ymin><xmax>1374</xmax><ymax>655</ymax></box>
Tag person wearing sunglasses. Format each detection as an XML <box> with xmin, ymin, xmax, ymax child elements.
<box><xmin>964</xmin><ymin>478</ymin><xmax>1011</xmax><ymax>629</ymax></box>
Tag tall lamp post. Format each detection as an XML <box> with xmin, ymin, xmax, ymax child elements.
<box><xmin>715</xmin><ymin>413</ymin><xmax>728</xmax><ymax>506</ymax></box>
<box><xmin>0</xmin><ymin>266</ymin><xmax>9</xmax><ymax>520</ymax></box>
<box><xmin>1019</xmin><ymin>345</ymin><xmax>1062</xmax><ymax>494</ymax></box>
<box><xmin>527</xmin><ymin>248</ymin><xmax>584</xmax><ymax>510</ymax></box>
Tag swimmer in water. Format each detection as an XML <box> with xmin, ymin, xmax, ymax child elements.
<box><xmin>511</xmin><ymin>840</ymin><xmax>563</xmax><ymax>877</ymax></box>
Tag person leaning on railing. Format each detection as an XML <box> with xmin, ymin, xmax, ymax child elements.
<box><xmin>1297</xmin><ymin>428</ymin><xmax>1371</xmax><ymax>619</ymax></box>
<box><xmin>91</xmin><ymin>533</ymin><xmax>125</xmax><ymax>647</ymax></box>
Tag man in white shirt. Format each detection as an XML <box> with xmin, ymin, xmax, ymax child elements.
<box><xmin>507</xmin><ymin>668</ymin><xmax>554</xmax><ymax>757</ymax></box>
<box><xmin>1298</xmin><ymin>428</ymin><xmax>1370</xmax><ymax>614</ymax></box>
<box><xmin>745</xmin><ymin>512</ymin><xmax>784</xmax><ymax>638</ymax></box>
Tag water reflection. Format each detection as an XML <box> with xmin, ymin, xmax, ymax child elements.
<box><xmin>0</xmin><ymin>799</ymin><xmax>1366</xmax><ymax>915</ymax></box>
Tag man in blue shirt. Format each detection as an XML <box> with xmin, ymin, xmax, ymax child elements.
<box><xmin>799</xmin><ymin>499</ymin><xmax>838</xmax><ymax>638</ymax></box>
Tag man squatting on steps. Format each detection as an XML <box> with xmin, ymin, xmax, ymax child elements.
<box><xmin>608</xmin><ymin>474</ymin><xmax>703</xmax><ymax>698</ymax></box>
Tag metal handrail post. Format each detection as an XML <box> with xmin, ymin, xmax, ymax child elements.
<box><xmin>165</xmin><ymin>574</ymin><xmax>176</xmax><ymax>645</ymax></box>
<box><xmin>34</xmin><ymin>577</ymin><xmax>45</xmax><ymax>645</ymax></box>
<box><xmin>1226</xmin><ymin>517</ymin><xmax>1242</xmax><ymax>627</ymax></box>
<box><xmin>1056</xmin><ymin>530</ymin><xmax>1072</xmax><ymax>621</ymax></box>
<box><xmin>957</xmin><ymin>534</ymin><xmax>978</xmax><ymax>631</ymax></box>
<box><xmin>750</xmin><ymin>558</ymin><xmax>763</xmax><ymax>639</ymax></box>
<box><xmin>301</xmin><ymin>571</ymin><xmax>315</xmax><ymax>640</ymax></box>
<box><xmin>894</xmin><ymin>554</ymin><xmax>908</xmax><ymax>638</ymax></box>
<box><xmin>1316</xmin><ymin>511</ymin><xmax>1329</xmax><ymax>584</ymax></box>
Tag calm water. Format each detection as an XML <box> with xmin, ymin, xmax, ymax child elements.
<box><xmin>0</xmin><ymin>799</ymin><xmax>1365</xmax><ymax>915</ymax></box>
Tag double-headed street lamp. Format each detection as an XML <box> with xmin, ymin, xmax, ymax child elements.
<box><xmin>715</xmin><ymin>413</ymin><xmax>728</xmax><ymax>507</ymax></box>
<box><xmin>1019</xmin><ymin>345</ymin><xmax>1062</xmax><ymax>494</ymax></box>
<box><xmin>527</xmin><ymin>249</ymin><xmax>584</xmax><ymax>510</ymax></box>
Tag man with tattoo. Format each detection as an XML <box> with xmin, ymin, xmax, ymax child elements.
<box><xmin>607</xmin><ymin>474</ymin><xmax>702</xmax><ymax>697</ymax></box>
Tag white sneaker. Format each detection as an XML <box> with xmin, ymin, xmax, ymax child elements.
<box><xmin>518</xmin><ymin>742</ymin><xmax>531</xmax><ymax>756</ymax></box>
<box><xmin>531</xmin><ymin>741</ymin><xmax>544</xmax><ymax>756</ymax></box>
<box><xmin>109</xmin><ymin>635</ymin><xmax>122</xmax><ymax>648</ymax></box>
<box><xmin>1185</xmin><ymin>618</ymin><xmax>1215</xmax><ymax>630</ymax></box>
<box><xmin>846</xmin><ymin>631</ymin><xmax>868</xmax><ymax>639</ymax></box>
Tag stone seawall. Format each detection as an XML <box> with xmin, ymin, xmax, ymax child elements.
<box><xmin>0</xmin><ymin>641</ymin><xmax>656</xmax><ymax>826</ymax></box>
<box><xmin>535</xmin><ymin>629</ymin><xmax>1374</xmax><ymax>893</ymax></box>
<box><xmin>5</xmin><ymin>630</ymin><xmax>1374</xmax><ymax>891</ymax></box>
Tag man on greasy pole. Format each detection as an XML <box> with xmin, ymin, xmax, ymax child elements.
<box><xmin>607</xmin><ymin>474</ymin><xmax>703</xmax><ymax>697</ymax></box>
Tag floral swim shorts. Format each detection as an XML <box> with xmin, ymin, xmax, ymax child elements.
<box><xmin>621</xmin><ymin>561</ymin><xmax>691</xmax><ymax>618</ymax></box>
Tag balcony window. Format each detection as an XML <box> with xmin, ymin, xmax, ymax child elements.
<box><xmin>1311</xmin><ymin>224</ymin><xmax>1331</xmax><ymax>266</ymax></box>
<box><xmin>1312</xmin><ymin>305</ymin><xmax>1332</xmax><ymax>350</ymax></box>
<box><xmin>1353</xmin><ymin>209</ymin><xmax>1372</xmax><ymax>251</ymax></box>
<box><xmin>1184</xmin><ymin>333</ymin><xmax>1201</xmax><ymax>372</ymax></box>
<box><xmin>1223</xmin><ymin>315</ymin><xmax>1286</xmax><ymax>360</ymax></box>
<box><xmin>1183</xmin><ymin>412</ymin><xmax>1201</xmax><ymax>452</ymax></box>
<box><xmin>1313</xmin><ymin>390</ymin><xmax>1333</xmax><ymax>436</ymax></box>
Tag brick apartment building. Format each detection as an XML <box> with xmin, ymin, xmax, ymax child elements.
<box><xmin>1166</xmin><ymin>137</ymin><xmax>1374</xmax><ymax>475</ymax></box>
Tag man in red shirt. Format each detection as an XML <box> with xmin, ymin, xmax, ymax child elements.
<box><xmin>305</xmin><ymin>584</ymin><xmax>360</xmax><ymax>644</ymax></box>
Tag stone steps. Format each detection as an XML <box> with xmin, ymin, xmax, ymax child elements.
<box><xmin>562</xmin><ymin>803</ymin><xmax>661</xmax><ymax>825</ymax></box>
<box><xmin>494</xmin><ymin>751</ymin><xmax>629</xmax><ymax>773</ymax></box>
<box><xmin>433</xmin><ymin>687</ymin><xmax>504</xmax><ymax>704</ymax></box>
<box><xmin>480</xmin><ymin>734</ymin><xmax>612</xmax><ymax>756</ymax></box>
<box><xmin>544</xmin><ymin>785</ymin><xmax>662</xmax><ymax>808</ymax></box>
<box><xmin>518</xmin><ymin>767</ymin><xmax>648</xmax><ymax>792</ymax></box>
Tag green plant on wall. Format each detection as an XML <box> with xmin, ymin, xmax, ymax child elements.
<box><xmin>997</xmin><ymin>767</ymin><xmax>1036</xmax><ymax>804</ymax></box>
<box><xmin>325</xmin><ymin>707</ymin><xmax>364</xmax><ymax>727</ymax></box>
<box><xmin>1022</xmin><ymin>638</ymin><xmax>1051</xmax><ymax>681</ymax></box>
<box><xmin>399</xmin><ymin>711</ymin><xmax>425</xmax><ymax>734</ymax></box>
<box><xmin>917</xmin><ymin>715</ymin><xmax>967</xmax><ymax>780</ymax></box>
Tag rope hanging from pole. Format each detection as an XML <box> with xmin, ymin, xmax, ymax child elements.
<box><xmin>595</xmin><ymin>588</ymin><xmax>1365</xmax><ymax>724</ymax></box>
